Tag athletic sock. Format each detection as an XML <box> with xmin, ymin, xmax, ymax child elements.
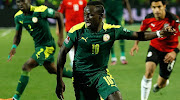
<box><xmin>63</xmin><ymin>67</ymin><xmax>72</xmax><ymax>78</ymax></box>
<box><xmin>110</xmin><ymin>46</ymin><xmax>116</xmax><ymax>58</ymax></box>
<box><xmin>13</xmin><ymin>71</ymin><xmax>30</xmax><ymax>100</ymax></box>
<box><xmin>119</xmin><ymin>40</ymin><xmax>125</xmax><ymax>57</ymax></box>
<box><xmin>69</xmin><ymin>48</ymin><xmax>74</xmax><ymax>67</ymax></box>
<box><xmin>141</xmin><ymin>76</ymin><xmax>152</xmax><ymax>100</ymax></box>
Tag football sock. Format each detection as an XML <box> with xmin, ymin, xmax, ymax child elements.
<box><xmin>69</xmin><ymin>48</ymin><xmax>74</xmax><ymax>67</ymax></box>
<box><xmin>110</xmin><ymin>46</ymin><xmax>116</xmax><ymax>58</ymax></box>
<box><xmin>141</xmin><ymin>76</ymin><xmax>152</xmax><ymax>100</ymax></box>
<box><xmin>13</xmin><ymin>71</ymin><xmax>30</xmax><ymax>100</ymax></box>
<box><xmin>119</xmin><ymin>40</ymin><xmax>125</xmax><ymax>57</ymax></box>
<box><xmin>63</xmin><ymin>67</ymin><xmax>72</xmax><ymax>78</ymax></box>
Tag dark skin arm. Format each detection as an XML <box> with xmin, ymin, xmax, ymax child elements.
<box><xmin>56</xmin><ymin>45</ymin><xmax>71</xmax><ymax>99</ymax></box>
<box><xmin>8</xmin><ymin>26</ymin><xmax>22</xmax><ymax>61</ymax></box>
<box><xmin>54</xmin><ymin>11</ymin><xmax>64</xmax><ymax>47</ymax></box>
<box><xmin>124</xmin><ymin>0</ymin><xmax>134</xmax><ymax>24</ymax></box>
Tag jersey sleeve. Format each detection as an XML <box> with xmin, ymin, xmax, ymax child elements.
<box><xmin>63</xmin><ymin>32</ymin><xmax>77</xmax><ymax>48</ymax></box>
<box><xmin>114</xmin><ymin>27</ymin><xmax>134</xmax><ymax>40</ymax></box>
<box><xmin>140</xmin><ymin>19</ymin><xmax>149</xmax><ymax>31</ymax></box>
<box><xmin>14</xmin><ymin>17</ymin><xmax>22</xmax><ymax>30</ymax></box>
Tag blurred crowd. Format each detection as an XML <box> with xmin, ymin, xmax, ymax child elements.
<box><xmin>0</xmin><ymin>0</ymin><xmax>61</xmax><ymax>9</ymax></box>
<box><xmin>0</xmin><ymin>0</ymin><xmax>180</xmax><ymax>10</ymax></box>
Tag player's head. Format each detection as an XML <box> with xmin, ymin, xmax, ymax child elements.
<box><xmin>16</xmin><ymin>0</ymin><xmax>31</xmax><ymax>13</ymax></box>
<box><xmin>150</xmin><ymin>0</ymin><xmax>167</xmax><ymax>20</ymax></box>
<box><xmin>84</xmin><ymin>1</ymin><xmax>104</xmax><ymax>30</ymax></box>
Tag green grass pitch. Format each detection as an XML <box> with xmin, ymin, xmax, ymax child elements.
<box><xmin>0</xmin><ymin>25</ymin><xmax>180</xmax><ymax>100</ymax></box>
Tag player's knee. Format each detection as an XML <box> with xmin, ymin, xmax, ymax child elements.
<box><xmin>145</xmin><ymin>70</ymin><xmax>154</xmax><ymax>78</ymax></box>
<box><xmin>47</xmin><ymin>70</ymin><xmax>56</xmax><ymax>74</ymax></box>
<box><xmin>107</xmin><ymin>91</ymin><xmax>122</xmax><ymax>100</ymax></box>
<box><xmin>22</xmin><ymin>61</ymin><xmax>37</xmax><ymax>71</ymax></box>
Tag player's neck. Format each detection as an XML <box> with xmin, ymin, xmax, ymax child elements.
<box><xmin>90</xmin><ymin>22</ymin><xmax>103</xmax><ymax>33</ymax></box>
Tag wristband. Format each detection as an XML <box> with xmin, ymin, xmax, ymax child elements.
<box><xmin>11</xmin><ymin>44</ymin><xmax>17</xmax><ymax>49</ymax></box>
<box><xmin>174</xmin><ymin>48</ymin><xmax>179</xmax><ymax>54</ymax></box>
<box><xmin>156</xmin><ymin>30</ymin><xmax>161</xmax><ymax>38</ymax></box>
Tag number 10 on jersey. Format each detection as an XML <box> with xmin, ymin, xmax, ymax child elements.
<box><xmin>92</xmin><ymin>44</ymin><xmax>99</xmax><ymax>54</ymax></box>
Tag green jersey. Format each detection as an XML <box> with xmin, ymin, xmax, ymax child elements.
<box><xmin>64</xmin><ymin>22</ymin><xmax>133</xmax><ymax>84</ymax></box>
<box><xmin>103</xmin><ymin>0</ymin><xmax>123</xmax><ymax>22</ymax></box>
<box><xmin>14</xmin><ymin>5</ymin><xmax>56</xmax><ymax>47</ymax></box>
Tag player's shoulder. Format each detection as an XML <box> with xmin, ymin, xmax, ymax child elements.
<box><xmin>14</xmin><ymin>10</ymin><xmax>23</xmax><ymax>18</ymax></box>
<box><xmin>34</xmin><ymin>5</ymin><xmax>48</xmax><ymax>12</ymax></box>
<box><xmin>103</xmin><ymin>23</ymin><xmax>121</xmax><ymax>30</ymax></box>
<box><xmin>69</xmin><ymin>22</ymin><xmax>86</xmax><ymax>33</ymax></box>
<box><xmin>166</xmin><ymin>11</ymin><xmax>179</xmax><ymax>22</ymax></box>
<box><xmin>144</xmin><ymin>13</ymin><xmax>154</xmax><ymax>19</ymax></box>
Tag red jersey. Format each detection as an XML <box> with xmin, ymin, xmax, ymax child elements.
<box><xmin>58</xmin><ymin>0</ymin><xmax>87</xmax><ymax>32</ymax></box>
<box><xmin>140</xmin><ymin>12</ymin><xmax>180</xmax><ymax>52</ymax></box>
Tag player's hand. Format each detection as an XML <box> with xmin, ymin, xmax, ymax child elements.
<box><xmin>56</xmin><ymin>81</ymin><xmax>65</xmax><ymax>100</ymax></box>
<box><xmin>160</xmin><ymin>26</ymin><xmax>176</xmax><ymax>37</ymax></box>
<box><xmin>57</xmin><ymin>38</ymin><xmax>64</xmax><ymax>47</ymax></box>
<box><xmin>8</xmin><ymin>48</ymin><xmax>16</xmax><ymax>61</ymax></box>
<box><xmin>130</xmin><ymin>45</ymin><xmax>139</xmax><ymax>56</ymax></box>
<box><xmin>164</xmin><ymin>51</ymin><xmax>176</xmax><ymax>63</ymax></box>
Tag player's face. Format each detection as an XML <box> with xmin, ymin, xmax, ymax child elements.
<box><xmin>84</xmin><ymin>5</ymin><xmax>102</xmax><ymax>30</ymax></box>
<box><xmin>151</xmin><ymin>1</ymin><xmax>166</xmax><ymax>20</ymax></box>
<box><xmin>16</xmin><ymin>0</ymin><xmax>30</xmax><ymax>12</ymax></box>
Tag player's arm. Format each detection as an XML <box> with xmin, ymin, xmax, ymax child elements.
<box><xmin>56</xmin><ymin>44</ymin><xmax>71</xmax><ymax>100</ymax></box>
<box><xmin>8</xmin><ymin>18</ymin><xmax>23</xmax><ymax>61</ymax></box>
<box><xmin>124</xmin><ymin>0</ymin><xmax>133</xmax><ymax>24</ymax></box>
<box><xmin>54</xmin><ymin>11</ymin><xmax>64</xmax><ymax>47</ymax></box>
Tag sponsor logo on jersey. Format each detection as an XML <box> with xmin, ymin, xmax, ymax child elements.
<box><xmin>81</xmin><ymin>37</ymin><xmax>88</xmax><ymax>42</ymax></box>
<box><xmin>65</xmin><ymin>36</ymin><xmax>70</xmax><ymax>44</ymax></box>
<box><xmin>103</xmin><ymin>34</ymin><xmax>110</xmax><ymax>42</ymax></box>
<box><xmin>147</xmin><ymin>51</ymin><xmax>152</xmax><ymax>57</ymax></box>
<box><xmin>32</xmin><ymin>17</ymin><xmax>38</xmax><ymax>23</ymax></box>
<box><xmin>151</xmin><ymin>23</ymin><xmax>155</xmax><ymax>27</ymax></box>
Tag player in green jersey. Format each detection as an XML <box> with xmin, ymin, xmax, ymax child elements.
<box><xmin>0</xmin><ymin>0</ymin><xmax>71</xmax><ymax>100</ymax></box>
<box><xmin>55</xmin><ymin>1</ymin><xmax>175</xmax><ymax>100</ymax></box>
<box><xmin>103</xmin><ymin>0</ymin><xmax>134</xmax><ymax>65</ymax></box>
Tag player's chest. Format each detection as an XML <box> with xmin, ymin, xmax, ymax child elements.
<box><xmin>149</xmin><ymin>19</ymin><xmax>172</xmax><ymax>31</ymax></box>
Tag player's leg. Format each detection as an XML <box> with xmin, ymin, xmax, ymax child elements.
<box><xmin>119</xmin><ymin>40</ymin><xmax>127</xmax><ymax>64</ymax></box>
<box><xmin>110</xmin><ymin>46</ymin><xmax>117</xmax><ymax>65</ymax></box>
<box><xmin>43</xmin><ymin>61</ymin><xmax>72</xmax><ymax>78</ymax></box>
<box><xmin>141</xmin><ymin>46</ymin><xmax>158</xmax><ymax>100</ymax></box>
<box><xmin>12</xmin><ymin>58</ymin><xmax>39</xmax><ymax>100</ymax></box>
<box><xmin>153</xmin><ymin>55</ymin><xmax>176</xmax><ymax>92</ymax></box>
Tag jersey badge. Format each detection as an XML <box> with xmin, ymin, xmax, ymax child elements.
<box><xmin>65</xmin><ymin>36</ymin><xmax>70</xmax><ymax>44</ymax></box>
<box><xmin>81</xmin><ymin>37</ymin><xmax>88</xmax><ymax>42</ymax></box>
<box><xmin>32</xmin><ymin>17</ymin><xmax>38</xmax><ymax>23</ymax></box>
<box><xmin>164</xmin><ymin>23</ymin><xmax>169</xmax><ymax>28</ymax></box>
<box><xmin>103</xmin><ymin>34</ymin><xmax>110</xmax><ymax>42</ymax></box>
<box><xmin>79</xmin><ymin>1</ymin><xmax>83</xmax><ymax>5</ymax></box>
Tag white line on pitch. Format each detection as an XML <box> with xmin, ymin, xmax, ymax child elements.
<box><xmin>1</xmin><ymin>29</ymin><xmax>12</xmax><ymax>37</ymax></box>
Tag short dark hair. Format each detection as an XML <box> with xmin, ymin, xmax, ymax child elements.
<box><xmin>150</xmin><ymin>0</ymin><xmax>167</xmax><ymax>5</ymax></box>
<box><xmin>87</xmin><ymin>1</ymin><xmax>104</xmax><ymax>15</ymax></box>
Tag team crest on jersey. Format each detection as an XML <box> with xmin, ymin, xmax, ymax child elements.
<box><xmin>103</xmin><ymin>34</ymin><xmax>110</xmax><ymax>42</ymax></box>
<box><xmin>164</xmin><ymin>23</ymin><xmax>169</xmax><ymax>28</ymax></box>
<box><xmin>32</xmin><ymin>17</ymin><xmax>38</xmax><ymax>23</ymax></box>
<box><xmin>65</xmin><ymin>36</ymin><xmax>70</xmax><ymax>44</ymax></box>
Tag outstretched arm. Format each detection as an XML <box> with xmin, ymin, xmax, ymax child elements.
<box><xmin>8</xmin><ymin>26</ymin><xmax>22</xmax><ymax>61</ymax></box>
<box><xmin>56</xmin><ymin>45</ymin><xmax>71</xmax><ymax>99</ymax></box>
<box><xmin>54</xmin><ymin>11</ymin><xmax>64</xmax><ymax>47</ymax></box>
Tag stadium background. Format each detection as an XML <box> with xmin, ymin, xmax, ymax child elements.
<box><xmin>0</xmin><ymin>0</ymin><xmax>180</xmax><ymax>100</ymax></box>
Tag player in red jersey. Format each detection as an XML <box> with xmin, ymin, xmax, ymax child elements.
<box><xmin>130</xmin><ymin>0</ymin><xmax>180</xmax><ymax>100</ymax></box>
<box><xmin>56</xmin><ymin>0</ymin><xmax>87</xmax><ymax>66</ymax></box>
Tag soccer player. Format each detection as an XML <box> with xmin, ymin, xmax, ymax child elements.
<box><xmin>130</xmin><ymin>0</ymin><xmax>180</xmax><ymax>100</ymax></box>
<box><xmin>103</xmin><ymin>0</ymin><xmax>134</xmax><ymax>65</ymax></box>
<box><xmin>56</xmin><ymin>0</ymin><xmax>87</xmax><ymax>66</ymax></box>
<box><xmin>55</xmin><ymin>1</ymin><xmax>175</xmax><ymax>100</ymax></box>
<box><xmin>0</xmin><ymin>0</ymin><xmax>71</xmax><ymax>100</ymax></box>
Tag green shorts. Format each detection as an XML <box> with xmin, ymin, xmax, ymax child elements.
<box><xmin>73</xmin><ymin>69</ymin><xmax>119</xmax><ymax>100</ymax></box>
<box><xmin>31</xmin><ymin>45</ymin><xmax>56</xmax><ymax>66</ymax></box>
